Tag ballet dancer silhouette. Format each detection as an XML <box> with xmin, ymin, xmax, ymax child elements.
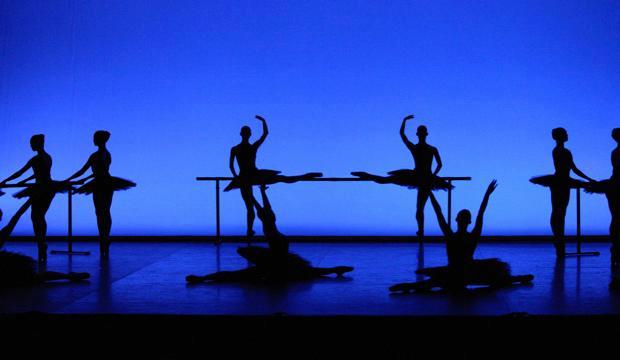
<box><xmin>65</xmin><ymin>130</ymin><xmax>135</xmax><ymax>257</ymax></box>
<box><xmin>0</xmin><ymin>208</ymin><xmax>89</xmax><ymax>286</ymax></box>
<box><xmin>530</xmin><ymin>128</ymin><xmax>593</xmax><ymax>257</ymax></box>
<box><xmin>352</xmin><ymin>114</ymin><xmax>449</xmax><ymax>240</ymax></box>
<box><xmin>0</xmin><ymin>135</ymin><xmax>69</xmax><ymax>262</ymax></box>
<box><xmin>390</xmin><ymin>181</ymin><xmax>533</xmax><ymax>293</ymax></box>
<box><xmin>186</xmin><ymin>184</ymin><xmax>353</xmax><ymax>283</ymax></box>
<box><xmin>227</xmin><ymin>115</ymin><xmax>322</xmax><ymax>238</ymax></box>
<box><xmin>585</xmin><ymin>128</ymin><xmax>620</xmax><ymax>267</ymax></box>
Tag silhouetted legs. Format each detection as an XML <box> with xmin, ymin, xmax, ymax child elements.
<box><xmin>416</xmin><ymin>188</ymin><xmax>430</xmax><ymax>240</ymax></box>
<box><xmin>0</xmin><ymin>200</ymin><xmax>32</xmax><ymax>247</ymax></box>
<box><xmin>35</xmin><ymin>271</ymin><xmax>90</xmax><ymax>283</ymax></box>
<box><xmin>606</xmin><ymin>192</ymin><xmax>620</xmax><ymax>266</ymax></box>
<box><xmin>550</xmin><ymin>186</ymin><xmax>570</xmax><ymax>256</ymax></box>
<box><xmin>31</xmin><ymin>192</ymin><xmax>55</xmax><ymax>262</ymax></box>
<box><xmin>239</xmin><ymin>185</ymin><xmax>256</xmax><ymax>237</ymax></box>
<box><xmin>93</xmin><ymin>189</ymin><xmax>114</xmax><ymax>257</ymax></box>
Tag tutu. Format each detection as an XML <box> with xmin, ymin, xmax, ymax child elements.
<box><xmin>236</xmin><ymin>246</ymin><xmax>316</xmax><ymax>280</ymax></box>
<box><xmin>13</xmin><ymin>181</ymin><xmax>72</xmax><ymax>199</ymax></box>
<box><xmin>224</xmin><ymin>170</ymin><xmax>322</xmax><ymax>191</ymax></box>
<box><xmin>530</xmin><ymin>174</ymin><xmax>587</xmax><ymax>189</ymax></box>
<box><xmin>0</xmin><ymin>250</ymin><xmax>37</xmax><ymax>288</ymax></box>
<box><xmin>416</xmin><ymin>258</ymin><xmax>512</xmax><ymax>286</ymax></box>
<box><xmin>352</xmin><ymin>169</ymin><xmax>453</xmax><ymax>190</ymax></box>
<box><xmin>74</xmin><ymin>176</ymin><xmax>136</xmax><ymax>195</ymax></box>
<box><xmin>585</xmin><ymin>178</ymin><xmax>620</xmax><ymax>194</ymax></box>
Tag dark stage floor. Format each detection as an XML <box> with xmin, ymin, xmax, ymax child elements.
<box><xmin>1</xmin><ymin>241</ymin><xmax>618</xmax><ymax>316</ymax></box>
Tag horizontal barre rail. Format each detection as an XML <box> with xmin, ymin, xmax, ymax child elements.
<box><xmin>196</xmin><ymin>176</ymin><xmax>472</xmax><ymax>182</ymax></box>
<box><xmin>0</xmin><ymin>182</ymin><xmax>82</xmax><ymax>188</ymax></box>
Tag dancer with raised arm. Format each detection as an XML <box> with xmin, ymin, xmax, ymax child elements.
<box><xmin>586</xmin><ymin>128</ymin><xmax>620</xmax><ymax>268</ymax></box>
<box><xmin>227</xmin><ymin>115</ymin><xmax>322</xmax><ymax>238</ymax></box>
<box><xmin>530</xmin><ymin>128</ymin><xmax>594</xmax><ymax>257</ymax></box>
<box><xmin>0</xmin><ymin>135</ymin><xmax>69</xmax><ymax>262</ymax></box>
<box><xmin>65</xmin><ymin>130</ymin><xmax>135</xmax><ymax>257</ymax></box>
<box><xmin>390</xmin><ymin>181</ymin><xmax>533</xmax><ymax>293</ymax></box>
<box><xmin>186</xmin><ymin>184</ymin><xmax>353</xmax><ymax>283</ymax></box>
<box><xmin>0</xmin><ymin>208</ymin><xmax>89</xmax><ymax>286</ymax></box>
<box><xmin>352</xmin><ymin>114</ymin><xmax>449</xmax><ymax>241</ymax></box>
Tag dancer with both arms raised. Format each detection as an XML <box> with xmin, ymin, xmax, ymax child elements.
<box><xmin>352</xmin><ymin>114</ymin><xmax>450</xmax><ymax>241</ymax></box>
<box><xmin>390</xmin><ymin>180</ymin><xmax>534</xmax><ymax>293</ymax></box>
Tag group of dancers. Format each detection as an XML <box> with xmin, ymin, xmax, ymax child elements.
<box><xmin>1</xmin><ymin>114</ymin><xmax>619</xmax><ymax>293</ymax></box>
<box><xmin>0</xmin><ymin>131</ymin><xmax>135</xmax><ymax>286</ymax></box>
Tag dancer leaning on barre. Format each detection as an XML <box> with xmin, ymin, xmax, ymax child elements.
<box><xmin>530</xmin><ymin>127</ymin><xmax>594</xmax><ymax>257</ymax></box>
<box><xmin>186</xmin><ymin>184</ymin><xmax>353</xmax><ymax>283</ymax></box>
<box><xmin>0</xmin><ymin>135</ymin><xmax>71</xmax><ymax>262</ymax></box>
<box><xmin>586</xmin><ymin>128</ymin><xmax>620</xmax><ymax>267</ymax></box>
<box><xmin>390</xmin><ymin>181</ymin><xmax>534</xmax><ymax>293</ymax></box>
<box><xmin>352</xmin><ymin>114</ymin><xmax>450</xmax><ymax>241</ymax></box>
<box><xmin>227</xmin><ymin>115</ymin><xmax>322</xmax><ymax>239</ymax></box>
<box><xmin>0</xmin><ymin>208</ymin><xmax>90</xmax><ymax>287</ymax></box>
<box><xmin>64</xmin><ymin>130</ymin><xmax>136</xmax><ymax>257</ymax></box>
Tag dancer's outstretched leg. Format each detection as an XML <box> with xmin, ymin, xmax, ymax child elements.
<box><xmin>350</xmin><ymin>172</ymin><xmax>391</xmax><ymax>184</ymax></box>
<box><xmin>186</xmin><ymin>267</ymin><xmax>261</xmax><ymax>283</ymax></box>
<box><xmin>35</xmin><ymin>271</ymin><xmax>90</xmax><ymax>283</ymax></box>
<box><xmin>389</xmin><ymin>279</ymin><xmax>438</xmax><ymax>293</ymax></box>
<box><xmin>0</xmin><ymin>199</ymin><xmax>32</xmax><ymax>247</ymax></box>
<box><xmin>275</xmin><ymin>172</ymin><xmax>323</xmax><ymax>184</ymax></box>
<box><xmin>311</xmin><ymin>265</ymin><xmax>354</xmax><ymax>278</ymax></box>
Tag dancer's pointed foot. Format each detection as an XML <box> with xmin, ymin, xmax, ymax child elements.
<box><xmin>186</xmin><ymin>275</ymin><xmax>205</xmax><ymax>283</ymax></box>
<box><xmin>68</xmin><ymin>272</ymin><xmax>90</xmax><ymax>282</ymax></box>
<box><xmin>304</xmin><ymin>172</ymin><xmax>323</xmax><ymax>179</ymax></box>
<box><xmin>350</xmin><ymin>171</ymin><xmax>370</xmax><ymax>178</ymax></box>
<box><xmin>333</xmin><ymin>266</ymin><xmax>354</xmax><ymax>277</ymax></box>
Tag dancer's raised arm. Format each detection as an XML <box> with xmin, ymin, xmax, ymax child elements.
<box><xmin>65</xmin><ymin>155</ymin><xmax>94</xmax><ymax>182</ymax></box>
<box><xmin>400</xmin><ymin>115</ymin><xmax>415</xmax><ymax>149</ymax></box>
<box><xmin>472</xmin><ymin>180</ymin><xmax>497</xmax><ymax>237</ymax></box>
<box><xmin>0</xmin><ymin>159</ymin><xmax>33</xmax><ymax>185</ymax></box>
<box><xmin>569</xmin><ymin>153</ymin><xmax>594</xmax><ymax>182</ymax></box>
<box><xmin>253</xmin><ymin>115</ymin><xmax>269</xmax><ymax>148</ymax></box>
<box><xmin>433</xmin><ymin>148</ymin><xmax>443</xmax><ymax>176</ymax></box>
<box><xmin>429</xmin><ymin>192</ymin><xmax>452</xmax><ymax>236</ymax></box>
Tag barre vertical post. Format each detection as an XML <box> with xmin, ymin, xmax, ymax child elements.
<box><xmin>215</xmin><ymin>179</ymin><xmax>221</xmax><ymax>245</ymax></box>
<box><xmin>51</xmin><ymin>186</ymin><xmax>90</xmax><ymax>256</ymax></box>
<box><xmin>565</xmin><ymin>187</ymin><xmax>599</xmax><ymax>257</ymax></box>
<box><xmin>447</xmin><ymin>180</ymin><xmax>453</xmax><ymax>226</ymax></box>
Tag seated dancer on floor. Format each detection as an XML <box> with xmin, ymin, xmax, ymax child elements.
<box><xmin>586</xmin><ymin>128</ymin><xmax>620</xmax><ymax>268</ymax></box>
<box><xmin>227</xmin><ymin>115</ymin><xmax>322</xmax><ymax>238</ymax></box>
<box><xmin>0</xmin><ymin>208</ymin><xmax>90</xmax><ymax>287</ymax></box>
<box><xmin>0</xmin><ymin>135</ymin><xmax>71</xmax><ymax>262</ymax></box>
<box><xmin>351</xmin><ymin>114</ymin><xmax>450</xmax><ymax>240</ymax></box>
<box><xmin>390</xmin><ymin>180</ymin><xmax>533</xmax><ymax>293</ymax></box>
<box><xmin>530</xmin><ymin>127</ymin><xmax>594</xmax><ymax>257</ymax></box>
<box><xmin>64</xmin><ymin>130</ymin><xmax>136</xmax><ymax>257</ymax></box>
<box><xmin>186</xmin><ymin>184</ymin><xmax>353</xmax><ymax>283</ymax></box>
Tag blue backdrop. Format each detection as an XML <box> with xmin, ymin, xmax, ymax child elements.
<box><xmin>0</xmin><ymin>0</ymin><xmax>618</xmax><ymax>236</ymax></box>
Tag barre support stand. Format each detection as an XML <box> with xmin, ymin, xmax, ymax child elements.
<box><xmin>51</xmin><ymin>188</ymin><xmax>90</xmax><ymax>256</ymax></box>
<box><xmin>565</xmin><ymin>188</ymin><xmax>599</xmax><ymax>257</ymax></box>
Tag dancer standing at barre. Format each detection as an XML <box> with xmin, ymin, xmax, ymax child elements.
<box><xmin>390</xmin><ymin>181</ymin><xmax>533</xmax><ymax>293</ymax></box>
<box><xmin>586</xmin><ymin>128</ymin><xmax>620</xmax><ymax>267</ymax></box>
<box><xmin>65</xmin><ymin>130</ymin><xmax>136</xmax><ymax>257</ymax></box>
<box><xmin>352</xmin><ymin>114</ymin><xmax>450</xmax><ymax>241</ymax></box>
<box><xmin>0</xmin><ymin>135</ymin><xmax>69</xmax><ymax>262</ymax></box>
<box><xmin>530</xmin><ymin>128</ymin><xmax>593</xmax><ymax>257</ymax></box>
<box><xmin>226</xmin><ymin>115</ymin><xmax>322</xmax><ymax>238</ymax></box>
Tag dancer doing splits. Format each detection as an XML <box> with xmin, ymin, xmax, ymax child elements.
<box><xmin>186</xmin><ymin>185</ymin><xmax>353</xmax><ymax>283</ymax></box>
<box><xmin>65</xmin><ymin>130</ymin><xmax>136</xmax><ymax>257</ymax></box>
<box><xmin>530</xmin><ymin>128</ymin><xmax>593</xmax><ymax>257</ymax></box>
<box><xmin>352</xmin><ymin>114</ymin><xmax>450</xmax><ymax>240</ymax></box>
<box><xmin>390</xmin><ymin>181</ymin><xmax>533</xmax><ymax>293</ymax></box>
<box><xmin>227</xmin><ymin>115</ymin><xmax>322</xmax><ymax>238</ymax></box>
<box><xmin>0</xmin><ymin>135</ymin><xmax>70</xmax><ymax>262</ymax></box>
<box><xmin>586</xmin><ymin>128</ymin><xmax>620</xmax><ymax>267</ymax></box>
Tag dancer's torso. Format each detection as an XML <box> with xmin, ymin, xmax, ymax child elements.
<box><xmin>31</xmin><ymin>153</ymin><xmax>52</xmax><ymax>183</ymax></box>
<box><xmin>612</xmin><ymin>148</ymin><xmax>620</xmax><ymax>180</ymax></box>
<box><xmin>90</xmin><ymin>150</ymin><xmax>111</xmax><ymax>178</ymax></box>
<box><xmin>234</xmin><ymin>143</ymin><xmax>258</xmax><ymax>175</ymax></box>
<box><xmin>409</xmin><ymin>143</ymin><xmax>435</xmax><ymax>175</ymax></box>
<box><xmin>447</xmin><ymin>232</ymin><xmax>477</xmax><ymax>268</ymax></box>
<box><xmin>552</xmin><ymin>147</ymin><xmax>572</xmax><ymax>178</ymax></box>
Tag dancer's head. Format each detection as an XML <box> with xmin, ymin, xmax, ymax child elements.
<box><xmin>30</xmin><ymin>134</ymin><xmax>45</xmax><ymax>151</ymax></box>
<box><xmin>552</xmin><ymin>127</ymin><xmax>568</xmax><ymax>143</ymax></box>
<box><xmin>416</xmin><ymin>125</ymin><xmax>428</xmax><ymax>140</ymax></box>
<box><xmin>612</xmin><ymin>128</ymin><xmax>620</xmax><ymax>144</ymax></box>
<box><xmin>94</xmin><ymin>130</ymin><xmax>110</xmax><ymax>147</ymax></box>
<box><xmin>240</xmin><ymin>126</ymin><xmax>251</xmax><ymax>141</ymax></box>
<box><xmin>456</xmin><ymin>209</ymin><xmax>472</xmax><ymax>232</ymax></box>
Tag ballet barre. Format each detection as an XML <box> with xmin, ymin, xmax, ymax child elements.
<box><xmin>196</xmin><ymin>176</ymin><xmax>472</xmax><ymax>244</ymax></box>
<box><xmin>0</xmin><ymin>183</ymin><xmax>90</xmax><ymax>256</ymax></box>
<box><xmin>566</xmin><ymin>188</ymin><xmax>599</xmax><ymax>257</ymax></box>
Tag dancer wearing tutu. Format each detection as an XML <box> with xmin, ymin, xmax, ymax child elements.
<box><xmin>390</xmin><ymin>181</ymin><xmax>533</xmax><ymax>293</ymax></box>
<box><xmin>585</xmin><ymin>128</ymin><xmax>620</xmax><ymax>267</ymax></box>
<box><xmin>64</xmin><ymin>130</ymin><xmax>136</xmax><ymax>257</ymax></box>
<box><xmin>530</xmin><ymin>128</ymin><xmax>594</xmax><ymax>257</ymax></box>
<box><xmin>0</xmin><ymin>135</ymin><xmax>69</xmax><ymax>262</ymax></box>
<box><xmin>352</xmin><ymin>114</ymin><xmax>449</xmax><ymax>240</ymax></box>
<box><xmin>186</xmin><ymin>185</ymin><xmax>353</xmax><ymax>283</ymax></box>
<box><xmin>0</xmin><ymin>208</ymin><xmax>89</xmax><ymax>287</ymax></box>
<box><xmin>227</xmin><ymin>115</ymin><xmax>322</xmax><ymax>238</ymax></box>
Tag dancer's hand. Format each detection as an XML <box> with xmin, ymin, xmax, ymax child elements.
<box><xmin>485</xmin><ymin>180</ymin><xmax>498</xmax><ymax>195</ymax></box>
<box><xmin>255</xmin><ymin>115</ymin><xmax>266</xmax><ymax>122</ymax></box>
<box><xmin>403</xmin><ymin>114</ymin><xmax>414</xmax><ymax>121</ymax></box>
